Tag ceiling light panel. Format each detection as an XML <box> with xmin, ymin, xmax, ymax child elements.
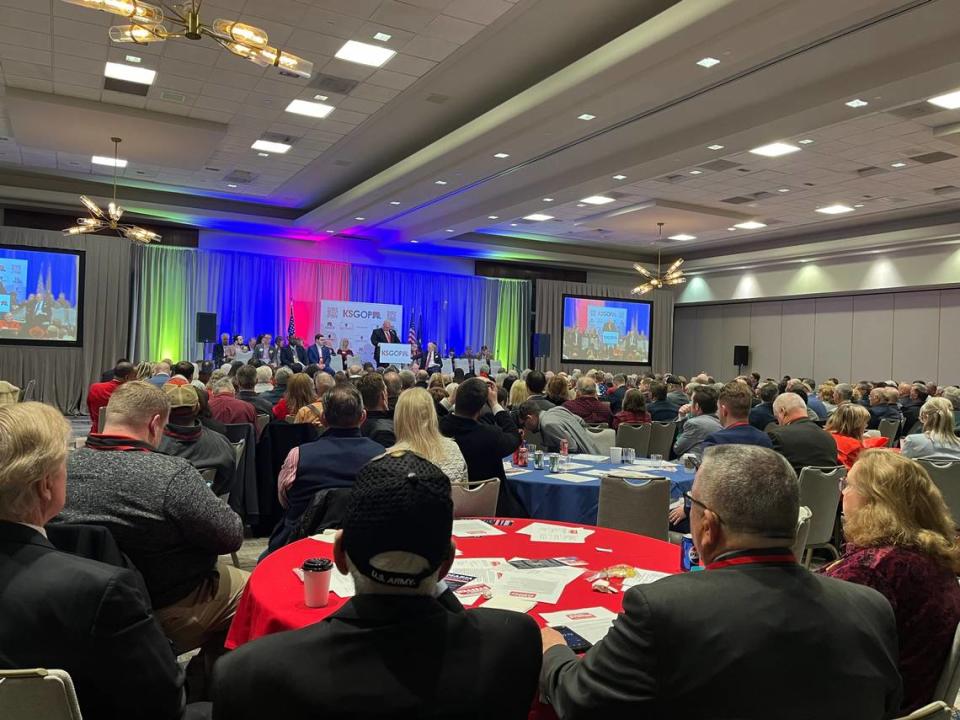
<box><xmin>707</xmin><ymin>144</ymin><xmax>724</xmax><ymax>150</ymax></box>
<box><xmin>577</xmin><ymin>113</ymin><xmax>596</xmax><ymax>121</ymax></box>
<box><xmin>524</xmin><ymin>213</ymin><xmax>554</xmax><ymax>221</ymax></box>
<box><xmin>251</xmin><ymin>139</ymin><xmax>291</xmax><ymax>154</ymax></box>
<box><xmin>285</xmin><ymin>99</ymin><xmax>334</xmax><ymax>118</ymax></box>
<box><xmin>929</xmin><ymin>90</ymin><xmax>960</xmax><ymax>110</ymax></box>
<box><xmin>91</xmin><ymin>155</ymin><xmax>127</xmax><ymax>168</ymax></box>
<box><xmin>734</xmin><ymin>221</ymin><xmax>767</xmax><ymax>229</ymax></box>
<box><xmin>816</xmin><ymin>204</ymin><xmax>855</xmax><ymax>214</ymax></box>
<box><xmin>668</xmin><ymin>234</ymin><xmax>696</xmax><ymax>241</ymax></box>
<box><xmin>104</xmin><ymin>61</ymin><xmax>156</xmax><ymax>85</ymax></box>
<box><xmin>697</xmin><ymin>57</ymin><xmax>720</xmax><ymax>68</ymax></box>
<box><xmin>581</xmin><ymin>195</ymin><xmax>615</xmax><ymax>205</ymax></box>
<box><xmin>493</xmin><ymin>152</ymin><xmax>510</xmax><ymax>158</ymax></box>
<box><xmin>335</xmin><ymin>40</ymin><xmax>397</xmax><ymax>68</ymax></box>
<box><xmin>749</xmin><ymin>142</ymin><xmax>801</xmax><ymax>157</ymax></box>
<box><xmin>845</xmin><ymin>98</ymin><xmax>869</xmax><ymax>108</ymax></box>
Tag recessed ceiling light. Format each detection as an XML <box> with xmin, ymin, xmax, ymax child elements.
<box><xmin>410</xmin><ymin>239</ymin><xmax>419</xmax><ymax>243</ymax></box>
<box><xmin>816</xmin><ymin>204</ymin><xmax>855</xmax><ymax>214</ymax></box>
<box><xmin>313</xmin><ymin>94</ymin><xmax>328</xmax><ymax>101</ymax></box>
<box><xmin>373</xmin><ymin>32</ymin><xmax>392</xmax><ymax>42</ymax></box>
<box><xmin>125</xmin><ymin>54</ymin><xmax>141</xmax><ymax>64</ymax></box>
<box><xmin>104</xmin><ymin>61</ymin><xmax>155</xmax><ymax>85</ymax></box>
<box><xmin>445</xmin><ymin>228</ymin><xmax>454</xmax><ymax>232</ymax></box>
<box><xmin>734</xmin><ymin>221</ymin><xmax>767</xmax><ymax>229</ymax></box>
<box><xmin>854</xmin><ymin>203</ymin><xmax>865</xmax><ymax>208</ymax></box>
<box><xmin>326</xmin><ymin>229</ymin><xmax>335</xmax><ymax>233</ymax></box>
<box><xmin>928</xmin><ymin>89</ymin><xmax>960</xmax><ymax>110</ymax></box>
<box><xmin>434</xmin><ymin>180</ymin><xmax>447</xmax><ymax>185</ymax></box>
<box><xmin>488</xmin><ymin>215</ymin><xmax>499</xmax><ymax>219</ymax></box>
<box><xmin>335</xmin><ymin>39</ymin><xmax>396</xmax><ymax>67</ymax></box>
<box><xmin>227</xmin><ymin>183</ymin><xmax>238</xmax><ymax>188</ymax></box>
<box><xmin>576</xmin><ymin>203</ymin><xmax>586</xmax><ymax>207</ymax></box>
<box><xmin>581</xmin><ymin>195</ymin><xmax>615</xmax><ymax>205</ymax></box>
<box><xmin>798</xmin><ymin>138</ymin><xmax>814</xmax><ymax>144</ymax></box>
<box><xmin>778</xmin><ymin>188</ymin><xmax>790</xmax><ymax>192</ymax></box>
<box><xmin>257</xmin><ymin>152</ymin><xmax>269</xmax><ymax>157</ymax></box>
<box><xmin>845</xmin><ymin>98</ymin><xmax>869</xmax><ymax>108</ymax></box>
<box><xmin>727</xmin><ymin>227</ymin><xmax>737</xmax><ymax>231</ymax></box>
<box><xmin>354</xmin><ymin>217</ymin><xmax>365</xmax><ymax>221</ymax></box>
<box><xmin>577</xmin><ymin>113</ymin><xmax>596</xmax><ymax>121</ymax></box>
<box><xmin>689</xmin><ymin>170</ymin><xmax>703</xmax><ymax>175</ymax></box>
<box><xmin>612</xmin><ymin>174</ymin><xmax>627</xmax><ymax>180</ymax></box>
<box><xmin>285</xmin><ymin>99</ymin><xmax>334</xmax><ymax>118</ymax></box>
<box><xmin>707</xmin><ymin>144</ymin><xmax>724</xmax><ymax>150</ymax></box>
<box><xmin>91</xmin><ymin>155</ymin><xmax>127</xmax><ymax>168</ymax></box>
<box><xmin>251</xmin><ymin>139</ymin><xmax>290</xmax><ymax>154</ymax></box>
<box><xmin>389</xmin><ymin>201</ymin><xmax>400</xmax><ymax>205</ymax></box>
<box><xmin>668</xmin><ymin>234</ymin><xmax>696</xmax><ymax>241</ymax></box>
<box><xmin>890</xmin><ymin>162</ymin><xmax>906</xmax><ymax>168</ymax></box>
<box><xmin>542</xmin><ymin>197</ymin><xmax>554</xmax><ymax>202</ymax></box>
<box><xmin>493</xmin><ymin>152</ymin><xmax>510</xmax><ymax>159</ymax></box>
<box><xmin>696</xmin><ymin>57</ymin><xmax>720</xmax><ymax>68</ymax></box>
<box><xmin>524</xmin><ymin>213</ymin><xmax>554</xmax><ymax>221</ymax></box>
<box><xmin>749</xmin><ymin>142</ymin><xmax>801</xmax><ymax>157</ymax></box>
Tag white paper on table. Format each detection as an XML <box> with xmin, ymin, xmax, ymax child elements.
<box><xmin>452</xmin><ymin>518</ymin><xmax>506</xmax><ymax>537</ymax></box>
<box><xmin>540</xmin><ymin>606</ymin><xmax>618</xmax><ymax>644</ymax></box>
<box><xmin>582</xmin><ymin>469</ymin><xmax>612</xmax><ymax>477</ymax></box>
<box><xmin>568</xmin><ymin>454</ymin><xmax>609</xmax><ymax>463</ymax></box>
<box><xmin>490</xmin><ymin>565</ymin><xmax>585</xmax><ymax>604</ymax></box>
<box><xmin>309</xmin><ymin>529</ymin><xmax>337</xmax><ymax>544</ymax></box>
<box><xmin>605</xmin><ymin>470</ymin><xmax>662</xmax><ymax>480</ymax></box>
<box><xmin>480</xmin><ymin>595</ymin><xmax>537</xmax><ymax>613</ymax></box>
<box><xmin>621</xmin><ymin>569</ymin><xmax>671</xmax><ymax>590</ymax></box>
<box><xmin>291</xmin><ymin>567</ymin><xmax>356</xmax><ymax>598</ymax></box>
<box><xmin>504</xmin><ymin>467</ymin><xmax>532</xmax><ymax>477</ymax></box>
<box><xmin>547</xmin><ymin>472</ymin><xmax>595</xmax><ymax>483</ymax></box>
<box><xmin>449</xmin><ymin>558</ymin><xmax>507</xmax><ymax>573</ymax></box>
<box><xmin>560</xmin><ymin>462</ymin><xmax>591</xmax><ymax>471</ymax></box>
<box><xmin>518</xmin><ymin>523</ymin><xmax>595</xmax><ymax>544</ymax></box>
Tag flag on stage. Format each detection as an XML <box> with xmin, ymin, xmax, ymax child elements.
<box><xmin>407</xmin><ymin>318</ymin><xmax>417</xmax><ymax>347</ymax></box>
<box><xmin>287</xmin><ymin>302</ymin><xmax>295</xmax><ymax>338</ymax></box>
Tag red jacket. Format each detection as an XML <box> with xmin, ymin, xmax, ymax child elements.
<box><xmin>209</xmin><ymin>394</ymin><xmax>256</xmax><ymax>426</ymax></box>
<box><xmin>830</xmin><ymin>432</ymin><xmax>889</xmax><ymax>469</ymax></box>
<box><xmin>611</xmin><ymin>410</ymin><xmax>651</xmax><ymax>430</ymax></box>
<box><xmin>86</xmin><ymin>378</ymin><xmax>122</xmax><ymax>430</ymax></box>
<box><xmin>562</xmin><ymin>396</ymin><xmax>613</xmax><ymax>425</ymax></box>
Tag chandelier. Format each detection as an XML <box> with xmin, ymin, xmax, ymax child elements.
<box><xmin>631</xmin><ymin>222</ymin><xmax>685</xmax><ymax>295</ymax></box>
<box><xmin>63</xmin><ymin>137</ymin><xmax>161</xmax><ymax>244</ymax></box>
<box><xmin>62</xmin><ymin>0</ymin><xmax>313</xmax><ymax>79</ymax></box>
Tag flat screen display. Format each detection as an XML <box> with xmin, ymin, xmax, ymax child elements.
<box><xmin>560</xmin><ymin>294</ymin><xmax>651</xmax><ymax>365</ymax></box>
<box><xmin>0</xmin><ymin>244</ymin><xmax>84</xmax><ymax>346</ymax></box>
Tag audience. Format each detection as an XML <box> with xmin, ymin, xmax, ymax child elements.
<box><xmin>823</xmin><ymin>451</ymin><xmax>960</xmax><ymax>713</ymax></box>
<box><xmin>867</xmin><ymin>387</ymin><xmax>903</xmax><ymax>434</ymax></box>
<box><xmin>508</xmin><ymin>379</ymin><xmax>529</xmax><ymax>410</ymax></box>
<box><xmin>270</xmin><ymin>383</ymin><xmax>383</xmax><ymax>551</ymax></box>
<box><xmin>664</xmin><ymin>374</ymin><xmax>688</xmax><ymax>408</ymax></box>
<box><xmin>272</xmin><ymin>373</ymin><xmax>316</xmax><ymax>421</ymax></box>
<box><xmin>294</xmin><ymin>372</ymin><xmax>335</xmax><ymax>425</ymax></box>
<box><xmin>562</xmin><ymin>377</ymin><xmax>613</xmax><ymax>425</ymax></box>
<box><xmin>673</xmin><ymin>385</ymin><xmax>721</xmax><ymax>460</ymax></box>
<box><xmin>539</xmin><ymin>445</ymin><xmax>902</xmax><ymax>717</ymax></box>
<box><xmin>611</xmin><ymin>388</ymin><xmax>650</xmax><ymax>429</ymax></box>
<box><xmin>357</xmin><ymin>372</ymin><xmax>396</xmax><ymax>448</ymax></box>
<box><xmin>159</xmin><ymin>385</ymin><xmax>236</xmax><ymax>495</ymax></box>
<box><xmin>646</xmin><ymin>381</ymin><xmax>677</xmax><ymax>421</ymax></box>
<box><xmin>901</xmin><ymin>397</ymin><xmax>960</xmax><ymax>461</ymax></box>
<box><xmin>149</xmin><ymin>361</ymin><xmax>172</xmax><ymax>388</ymax></box>
<box><xmin>525</xmin><ymin>370</ymin><xmax>554</xmax><ymax>411</ymax></box>
<box><xmin>383</xmin><ymin>369</ymin><xmax>402</xmax><ymax>411</ymax></box>
<box><xmin>235</xmin><ymin>365</ymin><xmax>273</xmax><ymax>417</ymax></box>
<box><xmin>253</xmin><ymin>365</ymin><xmax>273</xmax><ymax>394</ymax></box>
<box><xmin>517</xmin><ymin>401</ymin><xmax>604</xmax><ymax>455</ymax></box>
<box><xmin>209</xmin><ymin>378</ymin><xmax>257</xmax><ymax>428</ymax></box>
<box><xmin>749</xmin><ymin>382</ymin><xmax>779</xmax><ymax>431</ymax></box>
<box><xmin>388</xmin><ymin>387</ymin><xmax>467</xmax><ymax>484</ymax></box>
<box><xmin>767</xmin><ymin>392</ymin><xmax>838</xmax><ymax>476</ymax></box>
<box><xmin>825</xmin><ymin>403</ymin><xmax>889</xmax><ymax>469</ymax></box>
<box><xmin>86</xmin><ymin>360</ymin><xmax>135</xmax><ymax>430</ymax></box>
<box><xmin>545</xmin><ymin>374</ymin><xmax>572</xmax><ymax>405</ymax></box>
<box><xmin>213</xmin><ymin>452</ymin><xmax>541</xmax><ymax>719</ymax></box>
<box><xmin>702</xmin><ymin>382</ymin><xmax>772</xmax><ymax>450</ymax></box>
<box><xmin>61</xmin><ymin>382</ymin><xmax>246</xmax><ymax>682</ymax></box>
<box><xmin>606</xmin><ymin>373</ymin><xmax>628</xmax><ymax>413</ymax></box>
<box><xmin>943</xmin><ymin>385</ymin><xmax>960</xmax><ymax>431</ymax></box>
<box><xmin>902</xmin><ymin>383</ymin><xmax>929</xmax><ymax>433</ymax></box>
<box><xmin>260</xmin><ymin>366</ymin><xmax>290</xmax><ymax>405</ymax></box>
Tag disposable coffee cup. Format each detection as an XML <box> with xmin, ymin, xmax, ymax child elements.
<box><xmin>302</xmin><ymin>557</ymin><xmax>333</xmax><ymax>607</ymax></box>
<box><xmin>609</xmin><ymin>446</ymin><xmax>622</xmax><ymax>463</ymax></box>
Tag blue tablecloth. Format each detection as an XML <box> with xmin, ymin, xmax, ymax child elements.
<box><xmin>505</xmin><ymin>456</ymin><xmax>696</xmax><ymax>525</ymax></box>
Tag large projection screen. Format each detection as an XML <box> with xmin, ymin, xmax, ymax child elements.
<box><xmin>560</xmin><ymin>294</ymin><xmax>652</xmax><ymax>365</ymax></box>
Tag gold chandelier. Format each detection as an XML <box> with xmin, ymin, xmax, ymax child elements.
<box><xmin>63</xmin><ymin>137</ymin><xmax>161</xmax><ymax>244</ymax></box>
<box><xmin>62</xmin><ymin>0</ymin><xmax>313</xmax><ymax>79</ymax></box>
<box><xmin>631</xmin><ymin>222</ymin><xmax>685</xmax><ymax>295</ymax></box>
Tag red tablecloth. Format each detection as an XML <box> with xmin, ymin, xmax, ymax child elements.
<box><xmin>226</xmin><ymin>518</ymin><xmax>680</xmax><ymax>649</ymax></box>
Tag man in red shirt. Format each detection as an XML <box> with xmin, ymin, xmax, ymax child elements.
<box><xmin>562</xmin><ymin>376</ymin><xmax>614</xmax><ymax>426</ymax></box>
<box><xmin>208</xmin><ymin>378</ymin><xmax>256</xmax><ymax>428</ymax></box>
<box><xmin>86</xmin><ymin>362</ymin><xmax>134</xmax><ymax>431</ymax></box>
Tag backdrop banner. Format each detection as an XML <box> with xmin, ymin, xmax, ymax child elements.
<box><xmin>318</xmin><ymin>299</ymin><xmax>403</xmax><ymax>366</ymax></box>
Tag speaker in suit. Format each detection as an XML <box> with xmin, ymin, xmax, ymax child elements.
<box><xmin>767</xmin><ymin>417</ymin><xmax>838</xmax><ymax>476</ymax></box>
<box><xmin>370</xmin><ymin>324</ymin><xmax>400</xmax><ymax>366</ymax></box>
<box><xmin>278</xmin><ymin>345</ymin><xmax>295</xmax><ymax>367</ymax></box>
<box><xmin>423</xmin><ymin>343</ymin><xmax>442</xmax><ymax>374</ymax></box>
<box><xmin>306</xmin><ymin>340</ymin><xmax>324</xmax><ymax>365</ymax></box>
<box><xmin>0</xmin><ymin>521</ymin><xmax>186</xmax><ymax>720</ymax></box>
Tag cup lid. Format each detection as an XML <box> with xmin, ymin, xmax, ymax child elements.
<box><xmin>302</xmin><ymin>557</ymin><xmax>333</xmax><ymax>572</ymax></box>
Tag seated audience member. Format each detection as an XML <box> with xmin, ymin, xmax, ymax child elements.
<box><xmin>272</xmin><ymin>373</ymin><xmax>316</xmax><ymax>421</ymax></box>
<box><xmin>833</xmin><ymin>383</ymin><xmax>855</xmax><ymax>408</ymax></box>
<box><xmin>61</xmin><ymin>382</ymin><xmax>246</xmax><ymax>667</ymax></box>
<box><xmin>545</xmin><ymin>374</ymin><xmax>571</xmax><ymax>406</ymax></box>
<box><xmin>439</xmin><ymin>377</ymin><xmax>521</xmax><ymax>487</ymax></box>
<box><xmin>944</xmin><ymin>385</ymin><xmax>960</xmax><ymax>431</ymax></box>
<box><xmin>901</xmin><ymin>398</ymin><xmax>960</xmax><ymax>462</ymax></box>
<box><xmin>665</xmin><ymin>374</ymin><xmax>689</xmax><ymax>407</ymax></box>
<box><xmin>166</xmin><ymin>361</ymin><xmax>193</xmax><ymax>387</ymax></box>
<box><xmin>607</xmin><ymin>374</ymin><xmax>628</xmax><ymax>413</ymax></box>
<box><xmin>702</xmin><ymin>382</ymin><xmax>773</xmax><ymax>451</ymax></box>
<box><xmin>825</xmin><ymin>403</ymin><xmax>889</xmax><ymax>470</ymax></box>
<box><xmin>856</xmin><ymin>381</ymin><xmax>874</xmax><ymax>408</ymax></box>
<box><xmin>508</xmin><ymin>379</ymin><xmax>529</xmax><ymax>410</ymax></box>
<box><xmin>295</xmin><ymin>372</ymin><xmax>335</xmax><ymax>425</ymax></box>
<box><xmin>195</xmin><ymin>360</ymin><xmax>214</xmax><ymax>390</ymax></box>
<box><xmin>563</xmin><ymin>377</ymin><xmax>613</xmax><ymax>425</ymax></box>
<box><xmin>149</xmin><ymin>360</ymin><xmax>172</xmax><ymax>388</ymax></box>
<box><xmin>0</xmin><ymin>402</ymin><xmax>192</xmax><ymax>720</ymax></box>
<box><xmin>383</xmin><ymin>369</ymin><xmax>402</xmax><ymax>411</ymax></box>
<box><xmin>902</xmin><ymin>383</ymin><xmax>929</xmax><ymax>433</ymax></box>
<box><xmin>209</xmin><ymin>378</ymin><xmax>257</xmax><ymax>427</ymax></box>
<box><xmin>214</xmin><ymin>452</ymin><xmax>541</xmax><ymax>720</ymax></box>
<box><xmin>517</xmin><ymin>402</ymin><xmax>604</xmax><ymax>455</ymax></box>
<box><xmin>673</xmin><ymin>386</ymin><xmax>722</xmax><ymax>460</ymax></box>
<box><xmin>647</xmin><ymin>381</ymin><xmax>678</xmax><ymax>421</ymax></box>
<box><xmin>160</xmin><ymin>385</ymin><xmax>235</xmax><ymax>495</ymax></box>
<box><xmin>867</xmin><ymin>387</ymin><xmax>904</xmax><ymax>433</ymax></box>
<box><xmin>798</xmin><ymin>380</ymin><xmax>828</xmax><ymax>419</ymax></box>
<box><xmin>398</xmin><ymin>369</ymin><xmax>416</xmax><ymax>391</ymax></box>
<box><xmin>415</xmin><ymin>369</ymin><xmax>430</xmax><ymax>388</ymax></box>
<box><xmin>388</xmin><ymin>387</ymin><xmax>467</xmax><ymax>484</ymax></box>
<box><xmin>87</xmin><ymin>360</ymin><xmax>135</xmax><ymax>430</ymax></box>
<box><xmin>98</xmin><ymin>357</ymin><xmax>127</xmax><ymax>382</ymax></box>
<box><xmin>525</xmin><ymin>370</ymin><xmax>554</xmax><ymax>411</ymax></box>
<box><xmin>539</xmin><ymin>445</ymin><xmax>902</xmax><ymax>718</ymax></box>
<box><xmin>611</xmin><ymin>389</ymin><xmax>651</xmax><ymax>429</ymax></box>
<box><xmin>749</xmin><ymin>382</ymin><xmax>779</xmax><ymax>431</ymax></box>
<box><xmin>824</xmin><ymin>451</ymin><xmax>960</xmax><ymax>713</ymax></box>
<box><xmin>818</xmin><ymin>383</ymin><xmax>837</xmax><ymax>415</ymax></box>
<box><xmin>236</xmin><ymin>365</ymin><xmax>274</xmax><ymax>417</ymax></box>
<box><xmin>358</xmin><ymin>372</ymin><xmax>396</xmax><ymax>448</ymax></box>
<box><xmin>260</xmin><ymin>366</ymin><xmax>290</xmax><ymax>406</ymax></box>
<box><xmin>253</xmin><ymin>365</ymin><xmax>274</xmax><ymax>394</ymax></box>
<box><xmin>767</xmin><ymin>392</ymin><xmax>838</xmax><ymax>476</ymax></box>
<box><xmin>271</xmin><ymin>384</ymin><xmax>383</xmax><ymax>551</ymax></box>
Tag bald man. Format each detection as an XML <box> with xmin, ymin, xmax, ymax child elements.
<box><xmin>767</xmin><ymin>392</ymin><xmax>837</xmax><ymax>476</ymax></box>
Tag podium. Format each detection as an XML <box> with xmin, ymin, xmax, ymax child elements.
<box><xmin>378</xmin><ymin>343</ymin><xmax>411</xmax><ymax>366</ymax></box>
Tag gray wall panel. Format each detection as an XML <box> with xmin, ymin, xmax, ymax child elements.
<box><xmin>892</xmin><ymin>291</ymin><xmax>941</xmax><ymax>383</ymax></box>
<box><xmin>780</xmin><ymin>299</ymin><xmax>816</xmax><ymax>379</ymax></box>
<box><xmin>939</xmin><ymin>290</ymin><xmax>960</xmax><ymax>384</ymax></box>
<box><xmin>748</xmin><ymin>301</ymin><xmax>782</xmax><ymax>379</ymax></box>
<box><xmin>813</xmin><ymin>296</ymin><xmax>853</xmax><ymax>382</ymax></box>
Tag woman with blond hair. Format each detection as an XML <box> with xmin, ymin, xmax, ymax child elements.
<box><xmin>824</xmin><ymin>402</ymin><xmax>888</xmax><ymax>469</ymax></box>
<box><xmin>823</xmin><ymin>451</ymin><xmax>960</xmax><ymax>712</ymax></box>
<box><xmin>901</xmin><ymin>397</ymin><xmax>960</xmax><ymax>461</ymax></box>
<box><xmin>508</xmin><ymin>379</ymin><xmax>529</xmax><ymax>410</ymax></box>
<box><xmin>387</xmin><ymin>387</ymin><xmax>467</xmax><ymax>483</ymax></box>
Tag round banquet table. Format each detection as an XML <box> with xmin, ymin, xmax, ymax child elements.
<box><xmin>225</xmin><ymin>517</ymin><xmax>680</xmax><ymax>650</ymax></box>
<box><xmin>505</xmin><ymin>456</ymin><xmax>697</xmax><ymax>525</ymax></box>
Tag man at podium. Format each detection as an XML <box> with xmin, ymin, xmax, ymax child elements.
<box><xmin>370</xmin><ymin>320</ymin><xmax>400</xmax><ymax>367</ymax></box>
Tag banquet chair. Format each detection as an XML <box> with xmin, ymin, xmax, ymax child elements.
<box><xmin>586</xmin><ymin>427</ymin><xmax>616</xmax><ymax>455</ymax></box>
<box><xmin>199</xmin><ymin>467</ymin><xmax>217</xmax><ymax>487</ymax></box>
<box><xmin>255</xmin><ymin>413</ymin><xmax>270</xmax><ymax>435</ymax></box>
<box><xmin>616</xmin><ymin>423</ymin><xmax>651</xmax><ymax>457</ymax></box>
<box><xmin>647</xmin><ymin>421</ymin><xmax>676</xmax><ymax>460</ymax></box>
<box><xmin>0</xmin><ymin>669</ymin><xmax>82</xmax><ymax>720</ymax></box>
<box><xmin>790</xmin><ymin>506</ymin><xmax>813</xmax><ymax>562</ymax></box>
<box><xmin>797</xmin><ymin>466</ymin><xmax>845</xmax><ymax>567</ymax></box>
<box><xmin>597</xmin><ymin>476</ymin><xmax>669</xmax><ymax>541</ymax></box>
<box><xmin>20</xmin><ymin>379</ymin><xmax>36</xmax><ymax>402</ymax></box>
<box><xmin>877</xmin><ymin>418</ymin><xmax>900</xmax><ymax>447</ymax></box>
<box><xmin>97</xmin><ymin>410</ymin><xmax>106</xmax><ymax>433</ymax></box>
<box><xmin>586</xmin><ymin>423</ymin><xmax>609</xmax><ymax>430</ymax></box>
<box><xmin>919</xmin><ymin>460</ymin><xmax>960</xmax><ymax>529</ymax></box>
<box><xmin>894</xmin><ymin>703</ymin><xmax>952</xmax><ymax>719</ymax></box>
<box><xmin>451</xmin><ymin>478</ymin><xmax>500</xmax><ymax>518</ymax></box>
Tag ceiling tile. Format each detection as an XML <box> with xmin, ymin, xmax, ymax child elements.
<box><xmin>0</xmin><ymin>44</ymin><xmax>51</xmax><ymax>65</ymax></box>
<box><xmin>366</xmin><ymin>68</ymin><xmax>418</xmax><ymax>91</ymax></box>
<box><xmin>339</xmin><ymin>95</ymin><xmax>384</xmax><ymax>114</ymax></box>
<box><xmin>442</xmin><ymin>0</ymin><xmax>512</xmax><ymax>25</ymax></box>
<box><xmin>384</xmin><ymin>53</ymin><xmax>436</xmax><ymax>77</ymax></box>
<box><xmin>370</xmin><ymin>1</ymin><xmax>436</xmax><ymax>33</ymax></box>
<box><xmin>349</xmin><ymin>82</ymin><xmax>400</xmax><ymax>102</ymax></box>
<box><xmin>287</xmin><ymin>29</ymin><xmax>345</xmax><ymax>57</ymax></box>
<box><xmin>422</xmin><ymin>14</ymin><xmax>484</xmax><ymax>43</ymax></box>
<box><xmin>0</xmin><ymin>24</ymin><xmax>52</xmax><ymax>51</ymax></box>
<box><xmin>3</xmin><ymin>75</ymin><xmax>52</xmax><ymax>93</ymax></box>
<box><xmin>0</xmin><ymin>8</ymin><xmax>51</xmax><ymax>32</ymax></box>
<box><xmin>401</xmin><ymin>33</ymin><xmax>459</xmax><ymax>62</ymax></box>
<box><xmin>299</xmin><ymin>7</ymin><xmax>365</xmax><ymax>38</ymax></box>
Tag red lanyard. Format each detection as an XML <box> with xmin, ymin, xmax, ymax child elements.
<box><xmin>706</xmin><ymin>553</ymin><xmax>796</xmax><ymax>570</ymax></box>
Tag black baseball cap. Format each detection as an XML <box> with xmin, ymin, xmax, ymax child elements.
<box><xmin>341</xmin><ymin>451</ymin><xmax>453</xmax><ymax>587</ymax></box>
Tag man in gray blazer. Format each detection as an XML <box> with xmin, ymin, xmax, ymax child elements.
<box><xmin>672</xmin><ymin>385</ymin><xmax>722</xmax><ymax>459</ymax></box>
<box><xmin>539</xmin><ymin>445</ymin><xmax>902</xmax><ymax>720</ymax></box>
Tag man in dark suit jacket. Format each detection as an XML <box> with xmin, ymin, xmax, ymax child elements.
<box><xmin>291</xmin><ymin>337</ymin><xmax>308</xmax><ymax>365</ymax></box>
<box><xmin>703</xmin><ymin>381</ymin><xmax>774</xmax><ymax>450</ymax></box>
<box><xmin>370</xmin><ymin>320</ymin><xmax>400</xmax><ymax>366</ymax></box>
<box><xmin>525</xmin><ymin>370</ymin><xmax>555</xmax><ymax>412</ymax></box>
<box><xmin>306</xmin><ymin>334</ymin><xmax>325</xmax><ymax>365</ymax></box>
<box><xmin>647</xmin><ymin>380</ymin><xmax>679</xmax><ymax>421</ymax></box>
<box><xmin>868</xmin><ymin>387</ymin><xmax>903</xmax><ymax>433</ymax></box>
<box><xmin>278</xmin><ymin>339</ymin><xmax>295</xmax><ymax>367</ymax></box>
<box><xmin>767</xmin><ymin>392</ymin><xmax>839</xmax><ymax>476</ymax></box>
<box><xmin>214</xmin><ymin>452</ymin><xmax>541</xmax><ymax>720</ymax></box>
<box><xmin>749</xmin><ymin>382</ymin><xmax>779</xmax><ymax>431</ymax></box>
<box><xmin>213</xmin><ymin>334</ymin><xmax>229</xmax><ymax>367</ymax></box>
<box><xmin>540</xmin><ymin>445</ymin><xmax>901</xmax><ymax>719</ymax></box>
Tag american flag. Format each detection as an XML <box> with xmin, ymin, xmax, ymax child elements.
<box><xmin>287</xmin><ymin>302</ymin><xmax>295</xmax><ymax>338</ymax></box>
<box><xmin>407</xmin><ymin>318</ymin><xmax>417</xmax><ymax>347</ymax></box>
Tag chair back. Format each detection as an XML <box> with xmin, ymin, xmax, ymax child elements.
<box><xmin>586</xmin><ymin>427</ymin><xmax>616</xmax><ymax>455</ymax></box>
<box><xmin>255</xmin><ymin>413</ymin><xmax>270</xmax><ymax>434</ymax></box>
<box><xmin>893</xmin><ymin>702</ymin><xmax>952</xmax><ymax>719</ymax></box>
<box><xmin>20</xmin><ymin>379</ymin><xmax>36</xmax><ymax>402</ymax></box>
<box><xmin>616</xmin><ymin>423</ymin><xmax>651</xmax><ymax>457</ymax></box>
<box><xmin>647</xmin><ymin>421</ymin><xmax>676</xmax><ymax>459</ymax></box>
<box><xmin>97</xmin><ymin>410</ymin><xmax>106</xmax><ymax>433</ymax></box>
<box><xmin>797</xmin><ymin>466</ymin><xmax>844</xmax><ymax>546</ymax></box>
<box><xmin>597</xmin><ymin>475</ymin><xmax>670</xmax><ymax>540</ymax></box>
<box><xmin>199</xmin><ymin>467</ymin><xmax>217</xmax><ymax>487</ymax></box>
<box><xmin>0</xmin><ymin>669</ymin><xmax>82</xmax><ymax>720</ymax></box>
<box><xmin>791</xmin><ymin>506</ymin><xmax>813</xmax><ymax>562</ymax></box>
<box><xmin>451</xmin><ymin>478</ymin><xmax>500</xmax><ymax>518</ymax></box>
<box><xmin>920</xmin><ymin>460</ymin><xmax>960</xmax><ymax>529</ymax></box>
<box><xmin>231</xmin><ymin>438</ymin><xmax>246</xmax><ymax>471</ymax></box>
<box><xmin>586</xmin><ymin>422</ymin><xmax>609</xmax><ymax>430</ymax></box>
<box><xmin>877</xmin><ymin>418</ymin><xmax>899</xmax><ymax>447</ymax></box>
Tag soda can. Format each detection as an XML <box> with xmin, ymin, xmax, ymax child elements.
<box><xmin>560</xmin><ymin>438</ymin><xmax>569</xmax><ymax>456</ymax></box>
<box><xmin>517</xmin><ymin>445</ymin><xmax>528</xmax><ymax>467</ymax></box>
<box><xmin>680</xmin><ymin>533</ymin><xmax>701</xmax><ymax>572</ymax></box>
<box><xmin>533</xmin><ymin>449</ymin><xmax>544</xmax><ymax>469</ymax></box>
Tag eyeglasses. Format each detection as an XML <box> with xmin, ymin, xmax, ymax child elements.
<box><xmin>683</xmin><ymin>491</ymin><xmax>723</xmax><ymax>525</ymax></box>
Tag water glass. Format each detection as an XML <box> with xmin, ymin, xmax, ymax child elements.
<box><xmin>609</xmin><ymin>446</ymin><xmax>623</xmax><ymax>464</ymax></box>
<box><xmin>649</xmin><ymin>453</ymin><xmax>664</xmax><ymax>468</ymax></box>
<box><xmin>624</xmin><ymin>447</ymin><xmax>636</xmax><ymax>464</ymax></box>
